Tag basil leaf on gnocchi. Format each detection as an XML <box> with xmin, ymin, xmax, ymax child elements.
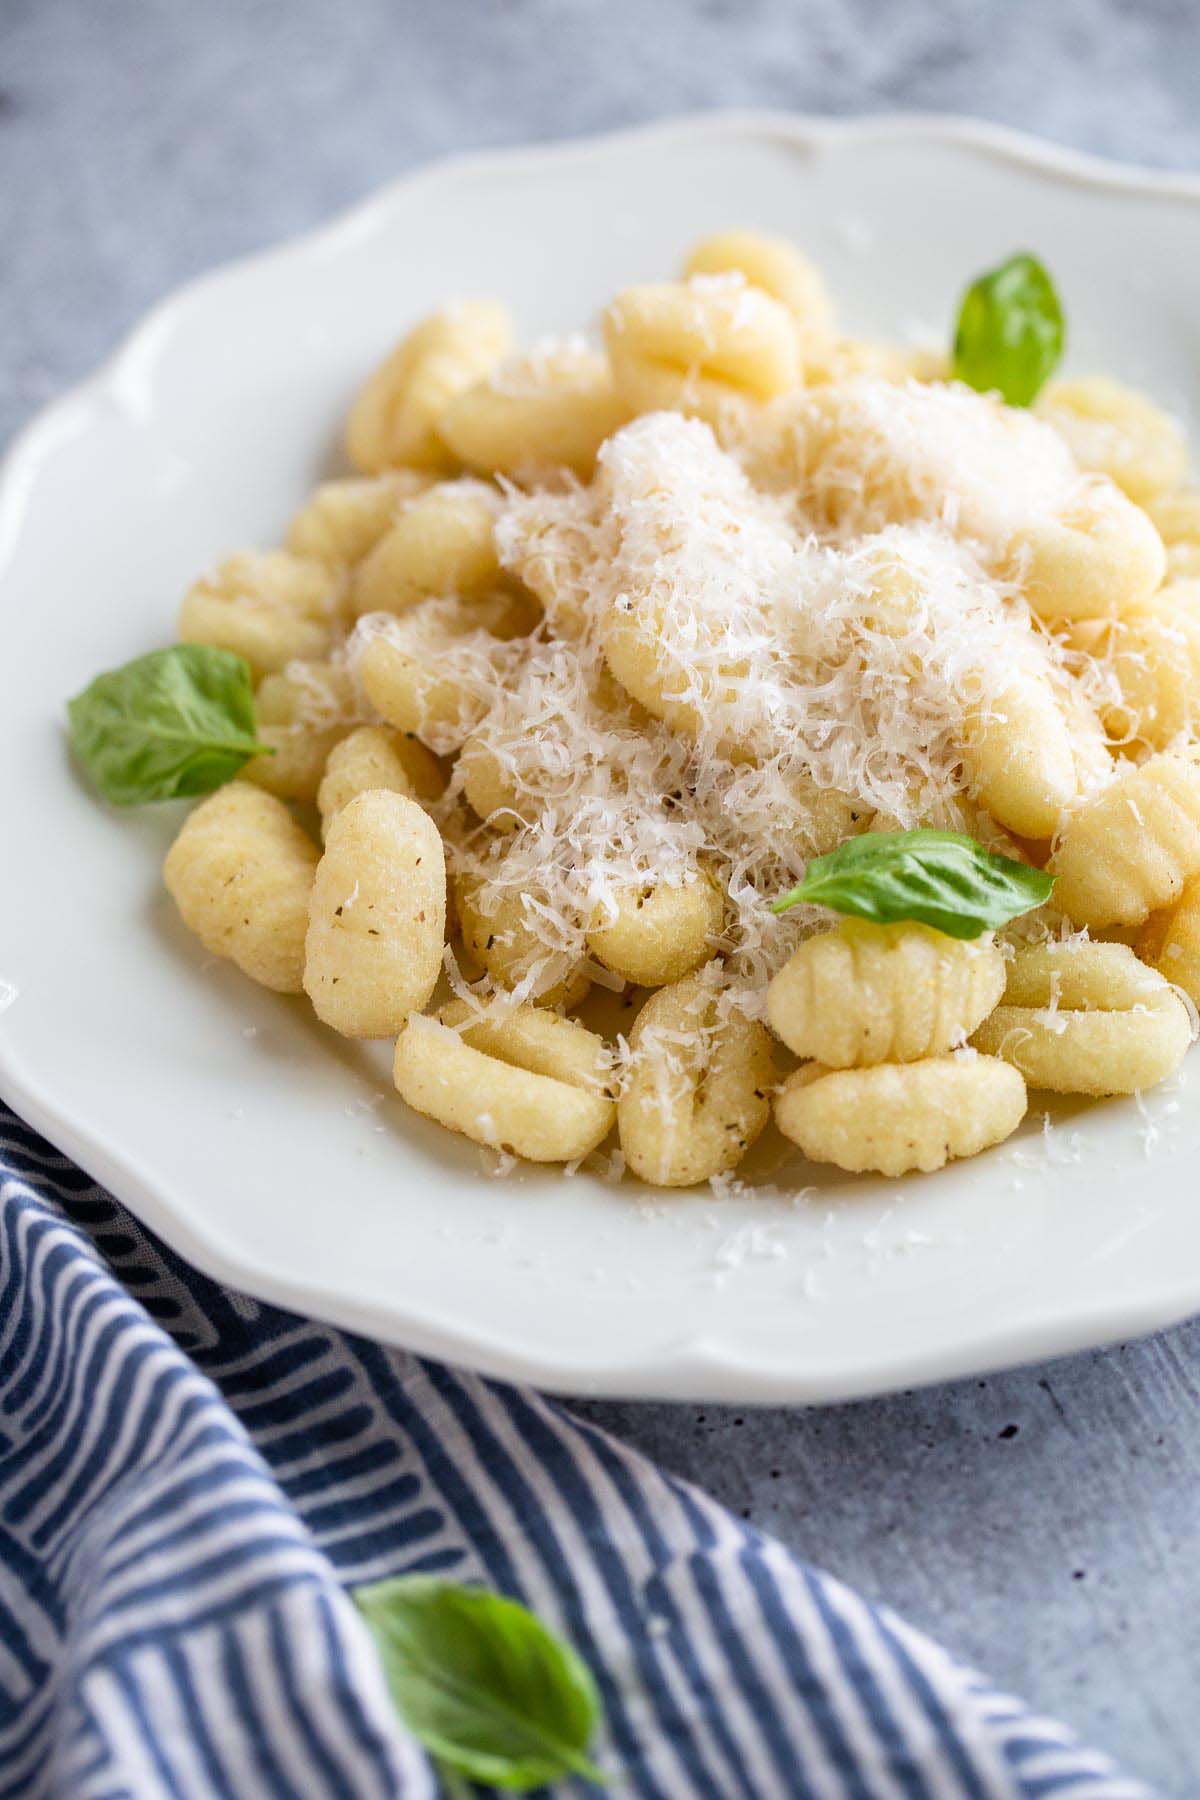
<box><xmin>771</xmin><ymin>830</ymin><xmax>1054</xmax><ymax>940</ymax></box>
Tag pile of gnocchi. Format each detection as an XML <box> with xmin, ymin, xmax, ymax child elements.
<box><xmin>134</xmin><ymin>230</ymin><xmax>1200</xmax><ymax>1189</ymax></box>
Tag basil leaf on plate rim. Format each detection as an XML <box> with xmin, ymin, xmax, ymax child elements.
<box><xmin>951</xmin><ymin>251</ymin><xmax>1065</xmax><ymax>407</ymax></box>
<box><xmin>772</xmin><ymin>829</ymin><xmax>1054</xmax><ymax>941</ymax></box>
<box><xmin>353</xmin><ymin>1574</ymin><xmax>608</xmax><ymax>1791</ymax></box>
<box><xmin>67</xmin><ymin>644</ymin><xmax>270</xmax><ymax>806</ymax></box>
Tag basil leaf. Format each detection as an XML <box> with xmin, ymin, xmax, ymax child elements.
<box><xmin>67</xmin><ymin>645</ymin><xmax>270</xmax><ymax>805</ymax></box>
<box><xmin>353</xmin><ymin>1575</ymin><xmax>607</xmax><ymax>1790</ymax></box>
<box><xmin>772</xmin><ymin>829</ymin><xmax>1054</xmax><ymax>940</ymax></box>
<box><xmin>952</xmin><ymin>252</ymin><xmax>1065</xmax><ymax>406</ymax></box>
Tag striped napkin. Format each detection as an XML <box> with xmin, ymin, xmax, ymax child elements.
<box><xmin>0</xmin><ymin>1101</ymin><xmax>1150</xmax><ymax>1798</ymax></box>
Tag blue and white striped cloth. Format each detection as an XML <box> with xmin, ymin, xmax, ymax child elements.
<box><xmin>0</xmin><ymin>1101</ymin><xmax>1150</xmax><ymax>1799</ymax></box>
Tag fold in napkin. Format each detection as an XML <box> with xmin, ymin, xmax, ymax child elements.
<box><xmin>0</xmin><ymin>1104</ymin><xmax>1149</xmax><ymax>1799</ymax></box>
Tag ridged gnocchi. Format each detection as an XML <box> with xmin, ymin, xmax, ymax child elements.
<box><xmin>453</xmin><ymin>869</ymin><xmax>589</xmax><ymax>1008</ymax></box>
<box><xmin>617</xmin><ymin>974</ymin><xmax>774</xmax><ymax>1186</ymax></box>
<box><xmin>393</xmin><ymin>1008</ymin><xmax>614</xmax><ymax>1163</ymax></box>
<box><xmin>682</xmin><ymin>231</ymin><xmax>835</xmax><ymax>362</ymax></box>
<box><xmin>179</xmin><ymin>551</ymin><xmax>338</xmax><ymax>680</ymax></box>
<box><xmin>138</xmin><ymin>229</ymin><xmax>1200</xmax><ymax>1200</ymax></box>
<box><xmin>439</xmin><ymin>341</ymin><xmax>628</xmax><ymax>477</ymax></box>
<box><xmin>243</xmin><ymin>659</ymin><xmax>358</xmax><ymax>802</ymax></box>
<box><xmin>775</xmin><ymin>1055</ymin><xmax>1027</xmax><ymax>1176</ymax></box>
<box><xmin>604</xmin><ymin>278</ymin><xmax>800</xmax><ymax>426</ymax></box>
<box><xmin>345</xmin><ymin>301</ymin><xmax>513</xmax><ymax>473</ymax></box>
<box><xmin>316</xmin><ymin>725</ymin><xmax>444</xmax><ymax>833</ymax></box>
<box><xmin>286</xmin><ymin>471</ymin><xmax>431</xmax><ymax>569</ymax></box>
<box><xmin>1050</xmin><ymin>751</ymin><xmax>1200</xmax><ymax>928</ymax></box>
<box><xmin>164</xmin><ymin>784</ymin><xmax>319</xmax><ymax>993</ymax></box>
<box><xmin>1138</xmin><ymin>873</ymin><xmax>1200</xmax><ymax>1004</ymax></box>
<box><xmin>1036</xmin><ymin>377</ymin><xmax>1187</xmax><ymax>504</ymax></box>
<box><xmin>349</xmin><ymin>482</ymin><xmax>502</xmax><ymax>619</ymax></box>
<box><xmin>1008</xmin><ymin>480</ymin><xmax>1166</xmax><ymax>623</ymax></box>
<box><xmin>970</xmin><ymin>939</ymin><xmax>1191</xmax><ymax>1094</ymax></box>
<box><xmin>766</xmin><ymin>921</ymin><xmax>1006</xmax><ymax>1066</ymax></box>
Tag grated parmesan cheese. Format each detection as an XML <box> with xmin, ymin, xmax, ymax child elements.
<box><xmin>346</xmin><ymin>400</ymin><xmax>1118</xmax><ymax>1024</ymax></box>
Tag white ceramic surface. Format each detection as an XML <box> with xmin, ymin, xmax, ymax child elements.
<box><xmin>3</xmin><ymin>112</ymin><xmax>1200</xmax><ymax>1404</ymax></box>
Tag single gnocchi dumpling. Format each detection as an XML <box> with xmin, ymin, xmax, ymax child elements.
<box><xmin>784</xmin><ymin>778</ymin><xmax>876</xmax><ymax>859</ymax></box>
<box><xmin>682</xmin><ymin>231</ymin><xmax>836</xmax><ymax>363</ymax></box>
<box><xmin>1146</xmin><ymin>489</ymin><xmax>1200</xmax><ymax>549</ymax></box>
<box><xmin>439</xmin><ymin>340</ymin><xmax>629</xmax><ymax>478</ymax></box>
<box><xmin>585</xmin><ymin>873</ymin><xmax>725</xmax><ymax>989</ymax></box>
<box><xmin>457</xmin><ymin>735</ymin><xmax>531</xmax><ymax>833</ymax></box>
<box><xmin>345</xmin><ymin>300</ymin><xmax>514</xmax><ymax>473</ymax></box>
<box><xmin>1007</xmin><ymin>480</ymin><xmax>1166</xmax><ymax>623</ymax></box>
<box><xmin>163</xmin><ymin>784</ymin><xmax>319</xmax><ymax>993</ymax></box>
<box><xmin>766</xmin><ymin>920</ymin><xmax>1006</xmax><ymax>1067</ymax></box>
<box><xmin>1065</xmin><ymin>595</ymin><xmax>1200</xmax><ymax>750</ymax></box>
<box><xmin>355</xmin><ymin>588</ymin><xmax>539</xmax><ymax>745</ymax></box>
<box><xmin>243</xmin><ymin>659</ymin><xmax>358</xmax><ymax>802</ymax></box>
<box><xmin>970</xmin><ymin>939</ymin><xmax>1191</xmax><ymax>1094</ymax></box>
<box><xmin>349</xmin><ymin>482</ymin><xmax>502</xmax><ymax>619</ymax></box>
<box><xmin>604</xmin><ymin>276</ymin><xmax>800</xmax><ymax>427</ymax></box>
<box><xmin>316</xmin><ymin>725</ymin><xmax>443</xmax><ymax>835</ymax></box>
<box><xmin>961</xmin><ymin>657</ymin><xmax>1109</xmax><ymax>840</ymax></box>
<box><xmin>1050</xmin><ymin>750</ymin><xmax>1200</xmax><ymax>928</ymax></box>
<box><xmin>179</xmin><ymin>551</ymin><xmax>338</xmax><ymax>680</ymax></box>
<box><xmin>453</xmin><ymin>868</ymin><xmax>589</xmax><ymax>1008</ymax></box>
<box><xmin>775</xmin><ymin>1055</ymin><xmax>1027</xmax><ymax>1177</ymax></box>
<box><xmin>393</xmin><ymin>1006</ymin><xmax>614</xmax><ymax>1163</ymax></box>
<box><xmin>1036</xmin><ymin>377</ymin><xmax>1187</xmax><ymax>504</ymax></box>
<box><xmin>303</xmin><ymin>790</ymin><xmax>445</xmax><ymax>1037</ymax></box>
<box><xmin>617</xmin><ymin>973</ymin><xmax>774</xmax><ymax>1187</ymax></box>
<box><xmin>1138</xmin><ymin>872</ymin><xmax>1200</xmax><ymax>1004</ymax></box>
<box><xmin>286</xmin><ymin>471</ymin><xmax>432</xmax><ymax>569</ymax></box>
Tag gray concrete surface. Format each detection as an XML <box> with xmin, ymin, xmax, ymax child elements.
<box><xmin>4</xmin><ymin>1</ymin><xmax>1200</xmax><ymax>1790</ymax></box>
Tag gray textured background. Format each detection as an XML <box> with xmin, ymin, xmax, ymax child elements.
<box><xmin>4</xmin><ymin>1</ymin><xmax>1200</xmax><ymax>1792</ymax></box>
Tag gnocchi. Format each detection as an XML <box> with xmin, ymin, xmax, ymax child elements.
<box><xmin>775</xmin><ymin>1056</ymin><xmax>1027</xmax><ymax>1176</ymax></box>
<box><xmin>970</xmin><ymin>939</ymin><xmax>1190</xmax><ymax>1094</ymax></box>
<box><xmin>604</xmin><ymin>278</ymin><xmax>800</xmax><ymax>426</ymax></box>
<box><xmin>243</xmin><ymin>659</ymin><xmax>358</xmax><ymax>802</ymax></box>
<box><xmin>439</xmin><ymin>341</ymin><xmax>629</xmax><ymax>477</ymax></box>
<box><xmin>348</xmin><ymin>482</ymin><xmax>502</xmax><ymax>619</ymax></box>
<box><xmin>585</xmin><ymin>874</ymin><xmax>725</xmax><ymax>988</ymax></box>
<box><xmin>393</xmin><ymin>1008</ymin><xmax>614</xmax><ymax>1162</ymax></box>
<box><xmin>766</xmin><ymin>921</ymin><xmax>1006</xmax><ymax>1066</ymax></box>
<box><xmin>304</xmin><ymin>790</ymin><xmax>445</xmax><ymax>1037</ymax></box>
<box><xmin>316</xmin><ymin>725</ymin><xmax>444</xmax><ymax>832</ymax></box>
<box><xmin>345</xmin><ymin>301</ymin><xmax>513</xmax><ymax>473</ymax></box>
<box><xmin>618</xmin><ymin>975</ymin><xmax>774</xmax><ymax>1187</ymax></box>
<box><xmin>179</xmin><ymin>551</ymin><xmax>338</xmax><ymax>680</ymax></box>
<box><xmin>1050</xmin><ymin>751</ymin><xmax>1200</xmax><ymax>928</ymax></box>
<box><xmin>286</xmin><ymin>471</ymin><xmax>431</xmax><ymax>569</ymax></box>
<box><xmin>1037</xmin><ymin>376</ymin><xmax>1187</xmax><ymax>504</ymax></box>
<box><xmin>163</xmin><ymin>784</ymin><xmax>319</xmax><ymax>993</ymax></box>
<box><xmin>138</xmin><ymin>230</ymin><xmax>1200</xmax><ymax>1198</ymax></box>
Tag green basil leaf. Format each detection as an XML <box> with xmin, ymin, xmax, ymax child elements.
<box><xmin>952</xmin><ymin>252</ymin><xmax>1065</xmax><ymax>406</ymax></box>
<box><xmin>772</xmin><ymin>829</ymin><xmax>1054</xmax><ymax>940</ymax></box>
<box><xmin>353</xmin><ymin>1575</ymin><xmax>607</xmax><ymax>1791</ymax></box>
<box><xmin>67</xmin><ymin>645</ymin><xmax>270</xmax><ymax>805</ymax></box>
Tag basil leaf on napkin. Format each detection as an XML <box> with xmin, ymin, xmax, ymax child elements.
<box><xmin>67</xmin><ymin>644</ymin><xmax>270</xmax><ymax>805</ymax></box>
<box><xmin>353</xmin><ymin>1575</ymin><xmax>608</xmax><ymax>1791</ymax></box>
<box><xmin>772</xmin><ymin>829</ymin><xmax>1054</xmax><ymax>940</ymax></box>
<box><xmin>952</xmin><ymin>252</ymin><xmax>1065</xmax><ymax>406</ymax></box>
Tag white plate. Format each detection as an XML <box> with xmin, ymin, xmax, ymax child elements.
<box><xmin>4</xmin><ymin>112</ymin><xmax>1200</xmax><ymax>1404</ymax></box>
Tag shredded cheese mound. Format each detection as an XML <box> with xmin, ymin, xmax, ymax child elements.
<box><xmin>741</xmin><ymin>374</ymin><xmax>1082</xmax><ymax>548</ymax></box>
<box><xmin>345</xmin><ymin>401</ymin><xmax>1113</xmax><ymax>1020</ymax></box>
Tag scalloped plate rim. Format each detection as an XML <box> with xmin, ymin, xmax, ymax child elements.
<box><xmin>4</xmin><ymin>108</ymin><xmax>1200</xmax><ymax>1404</ymax></box>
